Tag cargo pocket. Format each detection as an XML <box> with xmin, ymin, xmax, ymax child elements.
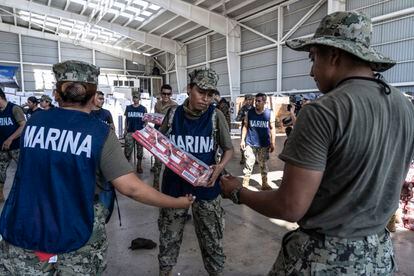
<box><xmin>215</xmin><ymin>206</ymin><xmax>225</xmax><ymax>240</ymax></box>
<box><xmin>280</xmin><ymin>230</ymin><xmax>312</xmax><ymax>274</ymax></box>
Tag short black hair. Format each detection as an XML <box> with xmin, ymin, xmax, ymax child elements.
<box><xmin>97</xmin><ymin>91</ymin><xmax>104</xmax><ymax>96</ymax></box>
<box><xmin>28</xmin><ymin>96</ymin><xmax>39</xmax><ymax>104</ymax></box>
<box><xmin>161</xmin><ymin>84</ymin><xmax>172</xmax><ymax>91</ymax></box>
<box><xmin>256</xmin><ymin>93</ymin><xmax>267</xmax><ymax>101</ymax></box>
<box><xmin>0</xmin><ymin>88</ymin><xmax>5</xmax><ymax>100</ymax></box>
<box><xmin>213</xmin><ymin>90</ymin><xmax>220</xmax><ymax>96</ymax></box>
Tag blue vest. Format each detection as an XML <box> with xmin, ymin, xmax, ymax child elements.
<box><xmin>91</xmin><ymin>108</ymin><xmax>112</xmax><ymax>125</ymax></box>
<box><xmin>246</xmin><ymin>108</ymin><xmax>271</xmax><ymax>147</ymax></box>
<box><xmin>0</xmin><ymin>102</ymin><xmax>21</xmax><ymax>150</ymax></box>
<box><xmin>0</xmin><ymin>108</ymin><xmax>109</xmax><ymax>254</ymax></box>
<box><xmin>26</xmin><ymin>108</ymin><xmax>43</xmax><ymax>120</ymax></box>
<box><xmin>125</xmin><ymin>105</ymin><xmax>146</xmax><ymax>132</ymax></box>
<box><xmin>162</xmin><ymin>105</ymin><xmax>220</xmax><ymax>201</ymax></box>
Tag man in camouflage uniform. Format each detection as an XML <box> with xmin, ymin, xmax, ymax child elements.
<box><xmin>240</xmin><ymin>93</ymin><xmax>275</xmax><ymax>190</ymax></box>
<box><xmin>124</xmin><ymin>92</ymin><xmax>147</xmax><ymax>173</ymax></box>
<box><xmin>236</xmin><ymin>94</ymin><xmax>253</xmax><ymax>164</ymax></box>
<box><xmin>0</xmin><ymin>89</ymin><xmax>26</xmax><ymax>202</ymax></box>
<box><xmin>153</xmin><ymin>84</ymin><xmax>177</xmax><ymax>190</ymax></box>
<box><xmin>220</xmin><ymin>11</ymin><xmax>412</xmax><ymax>275</ymax></box>
<box><xmin>0</xmin><ymin>60</ymin><xmax>193</xmax><ymax>275</ymax></box>
<box><xmin>157</xmin><ymin>68</ymin><xmax>234</xmax><ymax>276</ymax></box>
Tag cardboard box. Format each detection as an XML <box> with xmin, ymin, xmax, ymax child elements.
<box><xmin>133</xmin><ymin>126</ymin><xmax>212</xmax><ymax>186</ymax></box>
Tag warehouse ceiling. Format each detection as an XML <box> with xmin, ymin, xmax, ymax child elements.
<box><xmin>0</xmin><ymin>0</ymin><xmax>289</xmax><ymax>57</ymax></box>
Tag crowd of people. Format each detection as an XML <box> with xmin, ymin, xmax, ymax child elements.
<box><xmin>0</xmin><ymin>10</ymin><xmax>413</xmax><ymax>276</ymax></box>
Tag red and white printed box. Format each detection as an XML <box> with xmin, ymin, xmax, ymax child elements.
<box><xmin>132</xmin><ymin>126</ymin><xmax>213</xmax><ymax>186</ymax></box>
<box><xmin>143</xmin><ymin>113</ymin><xmax>165</xmax><ymax>126</ymax></box>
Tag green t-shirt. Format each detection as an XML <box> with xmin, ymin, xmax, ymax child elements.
<box><xmin>280</xmin><ymin>79</ymin><xmax>414</xmax><ymax>238</ymax></box>
<box><xmin>96</xmin><ymin>130</ymin><xmax>133</xmax><ymax>192</ymax></box>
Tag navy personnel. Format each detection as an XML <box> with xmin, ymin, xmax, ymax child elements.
<box><xmin>221</xmin><ymin>11</ymin><xmax>413</xmax><ymax>275</ymax></box>
<box><xmin>240</xmin><ymin>93</ymin><xmax>275</xmax><ymax>190</ymax></box>
<box><xmin>124</xmin><ymin>92</ymin><xmax>147</xmax><ymax>173</ymax></box>
<box><xmin>158</xmin><ymin>68</ymin><xmax>234</xmax><ymax>276</ymax></box>
<box><xmin>0</xmin><ymin>60</ymin><xmax>194</xmax><ymax>275</ymax></box>
<box><xmin>0</xmin><ymin>89</ymin><xmax>26</xmax><ymax>202</ymax></box>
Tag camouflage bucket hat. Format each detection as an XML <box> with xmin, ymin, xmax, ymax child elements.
<box><xmin>245</xmin><ymin>94</ymin><xmax>254</xmax><ymax>99</ymax></box>
<box><xmin>53</xmin><ymin>60</ymin><xmax>100</xmax><ymax>84</ymax></box>
<box><xmin>286</xmin><ymin>11</ymin><xmax>396</xmax><ymax>72</ymax></box>
<box><xmin>189</xmin><ymin>68</ymin><xmax>219</xmax><ymax>91</ymax></box>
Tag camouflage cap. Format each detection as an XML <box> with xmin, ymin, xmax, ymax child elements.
<box><xmin>188</xmin><ymin>68</ymin><xmax>219</xmax><ymax>91</ymax></box>
<box><xmin>53</xmin><ymin>60</ymin><xmax>100</xmax><ymax>84</ymax></box>
<box><xmin>131</xmin><ymin>91</ymin><xmax>140</xmax><ymax>99</ymax></box>
<box><xmin>245</xmin><ymin>94</ymin><xmax>254</xmax><ymax>99</ymax></box>
<box><xmin>286</xmin><ymin>11</ymin><xmax>396</xmax><ymax>72</ymax></box>
<box><xmin>40</xmin><ymin>95</ymin><xmax>52</xmax><ymax>102</ymax></box>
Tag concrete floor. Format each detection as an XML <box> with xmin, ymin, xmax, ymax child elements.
<box><xmin>2</xmin><ymin>136</ymin><xmax>414</xmax><ymax>275</ymax></box>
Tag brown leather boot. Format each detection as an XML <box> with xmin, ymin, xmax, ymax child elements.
<box><xmin>242</xmin><ymin>176</ymin><xmax>250</xmax><ymax>187</ymax></box>
<box><xmin>261</xmin><ymin>176</ymin><xmax>272</xmax><ymax>190</ymax></box>
<box><xmin>136</xmin><ymin>160</ymin><xmax>143</xmax><ymax>174</ymax></box>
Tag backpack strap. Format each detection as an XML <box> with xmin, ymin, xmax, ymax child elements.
<box><xmin>165</xmin><ymin>105</ymin><xmax>178</xmax><ymax>136</ymax></box>
<box><xmin>211</xmin><ymin>108</ymin><xmax>218</xmax><ymax>151</ymax></box>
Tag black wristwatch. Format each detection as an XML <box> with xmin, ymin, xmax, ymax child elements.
<box><xmin>229</xmin><ymin>185</ymin><xmax>243</xmax><ymax>204</ymax></box>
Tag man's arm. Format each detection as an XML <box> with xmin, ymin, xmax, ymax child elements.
<box><xmin>2</xmin><ymin>107</ymin><xmax>26</xmax><ymax>150</ymax></box>
<box><xmin>207</xmin><ymin>110</ymin><xmax>234</xmax><ymax>186</ymax></box>
<box><xmin>268</xmin><ymin>110</ymin><xmax>276</xmax><ymax>153</ymax></box>
<box><xmin>240</xmin><ymin>114</ymin><xmax>249</xmax><ymax>150</ymax></box>
<box><xmin>107</xmin><ymin>111</ymin><xmax>115</xmax><ymax>131</ymax></box>
<box><xmin>221</xmin><ymin>163</ymin><xmax>323</xmax><ymax>222</ymax></box>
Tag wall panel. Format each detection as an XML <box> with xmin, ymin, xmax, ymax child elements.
<box><xmin>61</xmin><ymin>43</ymin><xmax>93</xmax><ymax>64</ymax></box>
<box><xmin>241</xmin><ymin>48</ymin><xmax>277</xmax><ymax>94</ymax></box>
<box><xmin>210</xmin><ymin>34</ymin><xmax>226</xmax><ymax>60</ymax></box>
<box><xmin>22</xmin><ymin>36</ymin><xmax>58</xmax><ymax>64</ymax></box>
<box><xmin>187</xmin><ymin>39</ymin><xmax>206</xmax><ymax>66</ymax></box>
<box><xmin>210</xmin><ymin>60</ymin><xmax>230</xmax><ymax>95</ymax></box>
<box><xmin>95</xmin><ymin>51</ymin><xmax>123</xmax><ymax>69</ymax></box>
<box><xmin>0</xmin><ymin>32</ymin><xmax>19</xmax><ymax>62</ymax></box>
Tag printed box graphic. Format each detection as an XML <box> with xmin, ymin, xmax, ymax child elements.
<box><xmin>133</xmin><ymin>126</ymin><xmax>212</xmax><ymax>186</ymax></box>
<box><xmin>143</xmin><ymin>113</ymin><xmax>165</xmax><ymax>125</ymax></box>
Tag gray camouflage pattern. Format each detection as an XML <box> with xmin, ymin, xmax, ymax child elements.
<box><xmin>0</xmin><ymin>149</ymin><xmax>19</xmax><ymax>186</ymax></box>
<box><xmin>124</xmin><ymin>132</ymin><xmax>143</xmax><ymax>161</ymax></box>
<box><xmin>40</xmin><ymin>95</ymin><xmax>53</xmax><ymax>103</ymax></box>
<box><xmin>243</xmin><ymin>145</ymin><xmax>270</xmax><ymax>187</ymax></box>
<box><xmin>153</xmin><ymin>159</ymin><xmax>161</xmax><ymax>191</ymax></box>
<box><xmin>53</xmin><ymin>60</ymin><xmax>100</xmax><ymax>84</ymax></box>
<box><xmin>131</xmin><ymin>91</ymin><xmax>140</xmax><ymax>99</ymax></box>
<box><xmin>268</xmin><ymin>228</ymin><xmax>395</xmax><ymax>275</ymax></box>
<box><xmin>158</xmin><ymin>197</ymin><xmax>225</xmax><ymax>275</ymax></box>
<box><xmin>0</xmin><ymin>203</ymin><xmax>108</xmax><ymax>275</ymax></box>
<box><xmin>286</xmin><ymin>11</ymin><xmax>396</xmax><ymax>72</ymax></box>
<box><xmin>188</xmin><ymin>68</ymin><xmax>219</xmax><ymax>91</ymax></box>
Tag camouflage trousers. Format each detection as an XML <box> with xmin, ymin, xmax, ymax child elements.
<box><xmin>0</xmin><ymin>203</ymin><xmax>109</xmax><ymax>276</ymax></box>
<box><xmin>153</xmin><ymin>159</ymin><xmax>162</xmax><ymax>191</ymax></box>
<box><xmin>268</xmin><ymin>228</ymin><xmax>395</xmax><ymax>276</ymax></box>
<box><xmin>158</xmin><ymin>197</ymin><xmax>225</xmax><ymax>275</ymax></box>
<box><xmin>243</xmin><ymin>145</ymin><xmax>269</xmax><ymax>180</ymax></box>
<box><xmin>124</xmin><ymin>132</ymin><xmax>143</xmax><ymax>161</ymax></box>
<box><xmin>0</xmin><ymin>149</ymin><xmax>20</xmax><ymax>187</ymax></box>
